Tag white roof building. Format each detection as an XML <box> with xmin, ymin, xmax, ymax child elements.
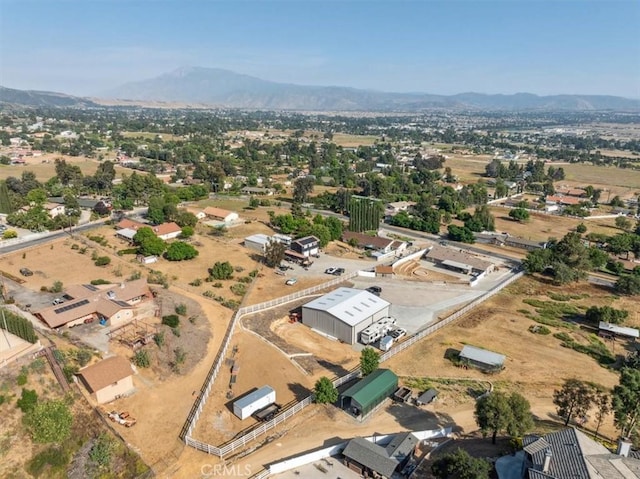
<box><xmin>302</xmin><ymin>288</ymin><xmax>391</xmax><ymax>344</ymax></box>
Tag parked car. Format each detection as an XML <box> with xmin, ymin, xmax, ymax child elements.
<box><xmin>366</xmin><ymin>286</ymin><xmax>382</xmax><ymax>296</ymax></box>
<box><xmin>285</xmin><ymin>278</ymin><xmax>298</xmax><ymax>286</ymax></box>
<box><xmin>19</xmin><ymin>268</ymin><xmax>33</xmax><ymax>277</ymax></box>
<box><xmin>390</xmin><ymin>328</ymin><xmax>406</xmax><ymax>339</ymax></box>
<box><xmin>332</xmin><ymin>268</ymin><xmax>345</xmax><ymax>276</ymax></box>
<box><xmin>52</xmin><ymin>298</ymin><xmax>65</xmax><ymax>305</ymax></box>
<box><xmin>275</xmin><ymin>269</ymin><xmax>286</xmax><ymax>276</ymax></box>
<box><xmin>324</xmin><ymin>267</ymin><xmax>337</xmax><ymax>275</ymax></box>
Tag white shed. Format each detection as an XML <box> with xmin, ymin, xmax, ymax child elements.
<box><xmin>233</xmin><ymin>386</ymin><xmax>276</xmax><ymax>420</ymax></box>
<box><xmin>244</xmin><ymin>234</ymin><xmax>271</xmax><ymax>253</ymax></box>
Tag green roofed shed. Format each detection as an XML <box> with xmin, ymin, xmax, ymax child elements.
<box><xmin>340</xmin><ymin>369</ymin><xmax>398</xmax><ymax>417</ymax></box>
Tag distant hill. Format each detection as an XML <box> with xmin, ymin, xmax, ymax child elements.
<box><xmin>0</xmin><ymin>86</ymin><xmax>97</xmax><ymax>108</ymax></box>
<box><xmin>101</xmin><ymin>66</ymin><xmax>640</xmax><ymax>111</ymax></box>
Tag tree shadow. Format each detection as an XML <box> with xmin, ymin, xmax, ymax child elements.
<box><xmin>316</xmin><ymin>359</ymin><xmax>351</xmax><ymax>378</ymax></box>
<box><xmin>288</xmin><ymin>382</ymin><xmax>311</xmax><ymax>401</ymax></box>
<box><xmin>385</xmin><ymin>402</ymin><xmax>461</xmax><ymax>434</ymax></box>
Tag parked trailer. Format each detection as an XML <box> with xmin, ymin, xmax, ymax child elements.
<box><xmin>360</xmin><ymin>317</ymin><xmax>397</xmax><ymax>345</ymax></box>
<box><xmin>253</xmin><ymin>403</ymin><xmax>280</xmax><ymax>422</ymax></box>
<box><xmin>233</xmin><ymin>386</ymin><xmax>276</xmax><ymax>420</ymax></box>
<box><xmin>379</xmin><ymin>335</ymin><xmax>394</xmax><ymax>352</ymax></box>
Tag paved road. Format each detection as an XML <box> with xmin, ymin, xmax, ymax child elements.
<box><xmin>0</xmin><ymin>208</ymin><xmax>147</xmax><ymax>254</ymax></box>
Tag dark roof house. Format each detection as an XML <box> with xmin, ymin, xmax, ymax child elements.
<box><xmin>522</xmin><ymin>428</ymin><xmax>640</xmax><ymax>479</ymax></box>
<box><xmin>342</xmin><ymin>432</ymin><xmax>419</xmax><ymax>479</ymax></box>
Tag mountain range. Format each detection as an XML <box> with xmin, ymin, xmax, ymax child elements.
<box><xmin>2</xmin><ymin>67</ymin><xmax>639</xmax><ymax>111</ymax></box>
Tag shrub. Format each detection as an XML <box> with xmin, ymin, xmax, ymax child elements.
<box><xmin>117</xmin><ymin>248</ymin><xmax>138</xmax><ymax>256</ymax></box>
<box><xmin>27</xmin><ymin>446</ymin><xmax>69</xmax><ymax>477</ymax></box>
<box><xmin>30</xmin><ymin>358</ymin><xmax>46</xmax><ymax>374</ymax></box>
<box><xmin>17</xmin><ymin>372</ymin><xmax>27</xmax><ymax>385</ymax></box>
<box><xmin>89</xmin><ymin>433</ymin><xmax>114</xmax><ymax>468</ymax></box>
<box><xmin>94</xmin><ymin>256</ymin><xmax>111</xmax><ymax>266</ymax></box>
<box><xmin>17</xmin><ymin>388</ymin><xmax>38</xmax><ymax>413</ymax></box>
<box><xmin>62</xmin><ymin>364</ymin><xmax>78</xmax><ymax>382</ymax></box>
<box><xmin>238</xmin><ymin>276</ymin><xmax>252</xmax><ymax>284</ymax></box>
<box><xmin>162</xmin><ymin>314</ymin><xmax>180</xmax><ymax>328</ymax></box>
<box><xmin>25</xmin><ymin>400</ymin><xmax>73</xmax><ymax>444</ymax></box>
<box><xmin>51</xmin><ymin>281</ymin><xmax>63</xmax><ymax>293</ymax></box>
<box><xmin>230</xmin><ymin>283</ymin><xmax>247</xmax><ymax>296</ymax></box>
<box><xmin>90</xmin><ymin>279</ymin><xmax>111</xmax><ymax>285</ymax></box>
<box><xmin>189</xmin><ymin>278</ymin><xmax>202</xmax><ymax>287</ymax></box>
<box><xmin>153</xmin><ymin>331</ymin><xmax>165</xmax><ymax>348</ymax></box>
<box><xmin>528</xmin><ymin>325</ymin><xmax>551</xmax><ymax>335</ymax></box>
<box><xmin>209</xmin><ymin>261</ymin><xmax>234</xmax><ymax>280</ymax></box>
<box><xmin>175</xmin><ymin>303</ymin><xmax>187</xmax><ymax>316</ymax></box>
<box><xmin>148</xmin><ymin>270</ymin><xmax>169</xmax><ymax>287</ymax></box>
<box><xmin>171</xmin><ymin>327</ymin><xmax>181</xmax><ymax>337</ymax></box>
<box><xmin>71</xmin><ymin>244</ymin><xmax>79</xmax><ymax>250</ymax></box>
<box><xmin>2</xmin><ymin>230</ymin><xmax>17</xmax><ymax>239</ymax></box>
<box><xmin>129</xmin><ymin>270</ymin><xmax>142</xmax><ymax>280</ymax></box>
<box><xmin>132</xmin><ymin>349</ymin><xmax>150</xmax><ymax>368</ymax></box>
<box><xmin>76</xmin><ymin>349</ymin><xmax>93</xmax><ymax>367</ymax></box>
<box><xmin>212</xmin><ymin>282</ymin><xmax>223</xmax><ymax>288</ymax></box>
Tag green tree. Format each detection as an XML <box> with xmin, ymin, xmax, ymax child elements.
<box><xmin>431</xmin><ymin>448</ymin><xmax>491</xmax><ymax>479</ymax></box>
<box><xmin>360</xmin><ymin>347</ymin><xmax>380</xmax><ymax>376</ymax></box>
<box><xmin>180</xmin><ymin>225</ymin><xmax>194</xmax><ymax>238</ymax></box>
<box><xmin>615</xmin><ymin>216</ymin><xmax>632</xmax><ymax>231</ymax></box>
<box><xmin>132</xmin><ymin>349</ymin><xmax>150</xmax><ymax>368</ymax></box>
<box><xmin>576</xmin><ymin>223</ymin><xmax>587</xmax><ymax>234</ymax></box>
<box><xmin>474</xmin><ymin>391</ymin><xmax>511</xmax><ymax>444</ymax></box>
<box><xmin>314</xmin><ymin>376</ymin><xmax>338</xmax><ymax>404</ymax></box>
<box><xmin>585</xmin><ymin>306</ymin><xmax>628</xmax><ymax>325</ymax></box>
<box><xmin>16</xmin><ymin>388</ymin><xmax>38</xmax><ymax>413</ymax></box>
<box><xmin>553</xmin><ymin>378</ymin><xmax>593</xmax><ymax>426</ymax></box>
<box><xmin>615</xmin><ymin>275</ymin><xmax>640</xmax><ymax>296</ymax></box>
<box><xmin>165</xmin><ymin>241</ymin><xmax>198</xmax><ymax>261</ymax></box>
<box><xmin>508</xmin><ymin>208</ymin><xmax>530</xmax><ymax>222</ymax></box>
<box><xmin>25</xmin><ymin>400</ymin><xmax>73</xmax><ymax>443</ymax></box>
<box><xmin>293</xmin><ymin>176</ymin><xmax>315</xmax><ymax>204</ymax></box>
<box><xmin>447</xmin><ymin>225</ymin><xmax>475</xmax><ymax>243</ymax></box>
<box><xmin>133</xmin><ymin>227</ymin><xmax>166</xmax><ymax>256</ymax></box>
<box><xmin>89</xmin><ymin>433</ymin><xmax>114</xmax><ymax>468</ymax></box>
<box><xmin>209</xmin><ymin>261</ymin><xmax>234</xmax><ymax>280</ymax></box>
<box><xmin>613</xmin><ymin>367</ymin><xmax>640</xmax><ymax>437</ymax></box>
<box><xmin>264</xmin><ymin>240</ymin><xmax>287</xmax><ymax>268</ymax></box>
<box><xmin>507</xmin><ymin>392</ymin><xmax>534</xmax><ymax>437</ymax></box>
<box><xmin>593</xmin><ymin>389</ymin><xmax>611</xmax><ymax>440</ymax></box>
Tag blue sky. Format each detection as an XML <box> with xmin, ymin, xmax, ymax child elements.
<box><xmin>1</xmin><ymin>0</ymin><xmax>639</xmax><ymax>97</ymax></box>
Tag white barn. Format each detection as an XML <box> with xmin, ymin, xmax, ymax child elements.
<box><xmin>302</xmin><ymin>287</ymin><xmax>391</xmax><ymax>344</ymax></box>
<box><xmin>244</xmin><ymin>234</ymin><xmax>271</xmax><ymax>253</ymax></box>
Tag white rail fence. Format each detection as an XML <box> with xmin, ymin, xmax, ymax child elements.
<box><xmin>183</xmin><ymin>269</ymin><xmax>524</xmax><ymax>458</ymax></box>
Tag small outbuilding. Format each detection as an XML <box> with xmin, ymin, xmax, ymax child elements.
<box><xmin>459</xmin><ymin>345</ymin><xmax>505</xmax><ymax>372</ymax></box>
<box><xmin>415</xmin><ymin>388</ymin><xmax>438</xmax><ymax>406</ymax></box>
<box><xmin>202</xmin><ymin>207</ymin><xmax>239</xmax><ymax>223</ymax></box>
<box><xmin>233</xmin><ymin>385</ymin><xmax>276</xmax><ymax>420</ymax></box>
<box><xmin>77</xmin><ymin>356</ymin><xmax>134</xmax><ymax>404</ymax></box>
<box><xmin>340</xmin><ymin>369</ymin><xmax>398</xmax><ymax>417</ymax></box>
<box><xmin>599</xmin><ymin>322</ymin><xmax>639</xmax><ymax>340</ymax></box>
<box><xmin>244</xmin><ymin>234</ymin><xmax>271</xmax><ymax>253</ymax></box>
<box><xmin>302</xmin><ymin>287</ymin><xmax>391</xmax><ymax>344</ymax></box>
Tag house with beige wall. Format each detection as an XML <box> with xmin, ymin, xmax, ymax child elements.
<box><xmin>77</xmin><ymin>356</ymin><xmax>134</xmax><ymax>404</ymax></box>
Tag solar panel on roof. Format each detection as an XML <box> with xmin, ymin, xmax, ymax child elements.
<box><xmin>84</xmin><ymin>284</ymin><xmax>99</xmax><ymax>291</ymax></box>
<box><xmin>54</xmin><ymin>298</ymin><xmax>90</xmax><ymax>314</ymax></box>
<box><xmin>113</xmin><ymin>300</ymin><xmax>130</xmax><ymax>307</ymax></box>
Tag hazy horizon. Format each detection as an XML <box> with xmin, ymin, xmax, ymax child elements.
<box><xmin>1</xmin><ymin>0</ymin><xmax>639</xmax><ymax>99</ymax></box>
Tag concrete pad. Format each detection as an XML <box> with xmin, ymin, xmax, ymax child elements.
<box><xmin>496</xmin><ymin>450</ymin><xmax>525</xmax><ymax>479</ymax></box>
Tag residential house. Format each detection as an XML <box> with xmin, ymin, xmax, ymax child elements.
<box><xmin>342</xmin><ymin>231</ymin><xmax>406</xmax><ymax>255</ymax></box>
<box><xmin>521</xmin><ymin>428</ymin><xmax>640</xmax><ymax>479</ymax></box>
<box><xmin>77</xmin><ymin>356</ymin><xmax>134</xmax><ymax>404</ymax></box>
<box><xmin>151</xmin><ymin>222</ymin><xmax>182</xmax><ymax>240</ymax></box>
<box><xmin>241</xmin><ymin>186</ymin><xmax>274</xmax><ymax>196</ymax></box>
<box><xmin>290</xmin><ymin>236</ymin><xmax>320</xmax><ymax>258</ymax></box>
<box><xmin>342</xmin><ymin>432</ymin><xmax>419</xmax><ymax>478</ymax></box>
<box><xmin>33</xmin><ymin>279</ymin><xmax>152</xmax><ymax>329</ymax></box>
<box><xmin>202</xmin><ymin>207</ymin><xmax>239</xmax><ymax>223</ymax></box>
<box><xmin>385</xmin><ymin>201</ymin><xmax>416</xmax><ymax>216</ymax></box>
<box><xmin>545</xmin><ymin>195</ymin><xmax>584</xmax><ymax>206</ymax></box>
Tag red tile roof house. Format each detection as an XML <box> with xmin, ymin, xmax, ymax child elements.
<box><xmin>202</xmin><ymin>207</ymin><xmax>239</xmax><ymax>223</ymax></box>
<box><xmin>545</xmin><ymin>195</ymin><xmax>584</xmax><ymax>206</ymax></box>
<box><xmin>115</xmin><ymin>219</ymin><xmax>182</xmax><ymax>241</ymax></box>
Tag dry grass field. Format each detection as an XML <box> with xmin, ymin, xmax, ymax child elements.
<box><xmin>0</xmin><ymin>153</ymin><xmax>133</xmax><ymax>182</ymax></box>
<box><xmin>331</xmin><ymin>133</ymin><xmax>379</xmax><ymax>147</ymax></box>
<box><xmin>490</xmin><ymin>208</ymin><xmax>622</xmax><ymax>242</ymax></box>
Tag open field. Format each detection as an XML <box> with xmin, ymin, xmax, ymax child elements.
<box><xmin>120</xmin><ymin>131</ymin><xmax>183</xmax><ymax>141</ymax></box>
<box><xmin>489</xmin><ymin>207</ymin><xmax>622</xmax><ymax>242</ymax></box>
<box><xmin>445</xmin><ymin>154</ymin><xmax>495</xmax><ymax>181</ymax></box>
<box><xmin>0</xmin><ymin>153</ymin><xmax>132</xmax><ymax>182</ymax></box>
<box><xmin>559</xmin><ymin>163</ymin><xmax>640</xmax><ymax>197</ymax></box>
<box><xmin>331</xmin><ymin>133</ymin><xmax>379</xmax><ymax>147</ymax></box>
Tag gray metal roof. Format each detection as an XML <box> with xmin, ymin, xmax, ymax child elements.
<box><xmin>342</xmin><ymin>433</ymin><xmax>417</xmax><ymax>478</ymax></box>
<box><xmin>233</xmin><ymin>385</ymin><xmax>274</xmax><ymax>409</ymax></box>
<box><xmin>599</xmin><ymin>321</ymin><xmax>640</xmax><ymax>338</ymax></box>
<box><xmin>459</xmin><ymin>345</ymin><xmax>505</xmax><ymax>367</ymax></box>
<box><xmin>244</xmin><ymin>234</ymin><xmax>271</xmax><ymax>246</ymax></box>
<box><xmin>442</xmin><ymin>259</ymin><xmax>473</xmax><ymax>271</ymax></box>
<box><xmin>416</xmin><ymin>388</ymin><xmax>438</xmax><ymax>404</ymax></box>
<box><xmin>116</xmin><ymin>228</ymin><xmax>137</xmax><ymax>240</ymax></box>
<box><xmin>303</xmin><ymin>287</ymin><xmax>390</xmax><ymax>327</ymax></box>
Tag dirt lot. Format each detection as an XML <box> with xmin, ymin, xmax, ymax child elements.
<box><xmin>0</xmin><ymin>236</ymin><xmax>144</xmax><ymax>294</ymax></box>
<box><xmin>192</xmin><ymin>328</ymin><xmax>315</xmax><ymax>445</ymax></box>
